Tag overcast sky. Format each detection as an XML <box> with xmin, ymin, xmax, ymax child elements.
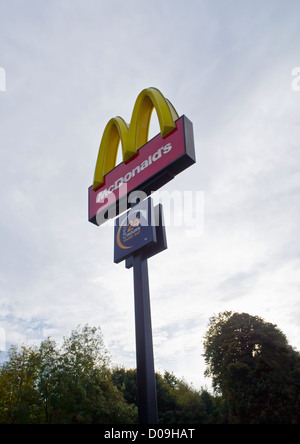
<box><xmin>1</xmin><ymin>0</ymin><xmax>300</xmax><ymax>389</ymax></box>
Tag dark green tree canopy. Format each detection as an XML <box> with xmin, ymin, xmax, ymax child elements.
<box><xmin>1</xmin><ymin>316</ymin><xmax>299</xmax><ymax>424</ymax></box>
<box><xmin>203</xmin><ymin>311</ymin><xmax>300</xmax><ymax>424</ymax></box>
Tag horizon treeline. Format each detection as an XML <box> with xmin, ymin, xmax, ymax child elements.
<box><xmin>0</xmin><ymin>312</ymin><xmax>299</xmax><ymax>424</ymax></box>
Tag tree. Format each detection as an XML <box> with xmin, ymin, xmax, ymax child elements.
<box><xmin>0</xmin><ymin>325</ymin><xmax>137</xmax><ymax>424</ymax></box>
<box><xmin>111</xmin><ymin>367</ymin><xmax>219</xmax><ymax>424</ymax></box>
<box><xmin>0</xmin><ymin>345</ymin><xmax>42</xmax><ymax>423</ymax></box>
<box><xmin>36</xmin><ymin>337</ymin><xmax>61</xmax><ymax>423</ymax></box>
<box><xmin>203</xmin><ymin>311</ymin><xmax>300</xmax><ymax>424</ymax></box>
<box><xmin>37</xmin><ymin>325</ymin><xmax>137</xmax><ymax>424</ymax></box>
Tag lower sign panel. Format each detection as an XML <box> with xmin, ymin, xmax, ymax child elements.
<box><xmin>114</xmin><ymin>198</ymin><xmax>157</xmax><ymax>264</ymax></box>
<box><xmin>125</xmin><ymin>204</ymin><xmax>167</xmax><ymax>269</ymax></box>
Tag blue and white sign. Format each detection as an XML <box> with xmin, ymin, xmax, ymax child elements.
<box><xmin>114</xmin><ymin>198</ymin><xmax>157</xmax><ymax>264</ymax></box>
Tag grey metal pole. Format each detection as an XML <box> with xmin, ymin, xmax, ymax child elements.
<box><xmin>133</xmin><ymin>252</ymin><xmax>158</xmax><ymax>424</ymax></box>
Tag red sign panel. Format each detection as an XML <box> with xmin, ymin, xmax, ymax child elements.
<box><xmin>88</xmin><ymin>115</ymin><xmax>195</xmax><ymax>226</ymax></box>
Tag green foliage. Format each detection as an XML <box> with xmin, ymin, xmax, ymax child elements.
<box><xmin>1</xmin><ymin>313</ymin><xmax>299</xmax><ymax>424</ymax></box>
<box><xmin>203</xmin><ymin>311</ymin><xmax>300</xmax><ymax>424</ymax></box>
<box><xmin>0</xmin><ymin>345</ymin><xmax>41</xmax><ymax>424</ymax></box>
<box><xmin>0</xmin><ymin>325</ymin><xmax>136</xmax><ymax>424</ymax></box>
<box><xmin>111</xmin><ymin>368</ymin><xmax>221</xmax><ymax>424</ymax></box>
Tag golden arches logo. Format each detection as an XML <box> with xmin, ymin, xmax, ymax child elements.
<box><xmin>93</xmin><ymin>88</ymin><xmax>179</xmax><ymax>190</ymax></box>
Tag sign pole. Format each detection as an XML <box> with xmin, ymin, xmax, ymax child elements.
<box><xmin>133</xmin><ymin>252</ymin><xmax>158</xmax><ymax>424</ymax></box>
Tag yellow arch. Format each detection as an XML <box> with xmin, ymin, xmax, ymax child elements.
<box><xmin>93</xmin><ymin>117</ymin><xmax>129</xmax><ymax>190</ymax></box>
<box><xmin>127</xmin><ymin>87</ymin><xmax>179</xmax><ymax>158</ymax></box>
<box><xmin>93</xmin><ymin>88</ymin><xmax>179</xmax><ymax>190</ymax></box>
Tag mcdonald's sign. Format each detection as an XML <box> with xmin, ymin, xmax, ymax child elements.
<box><xmin>88</xmin><ymin>88</ymin><xmax>196</xmax><ymax>226</ymax></box>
